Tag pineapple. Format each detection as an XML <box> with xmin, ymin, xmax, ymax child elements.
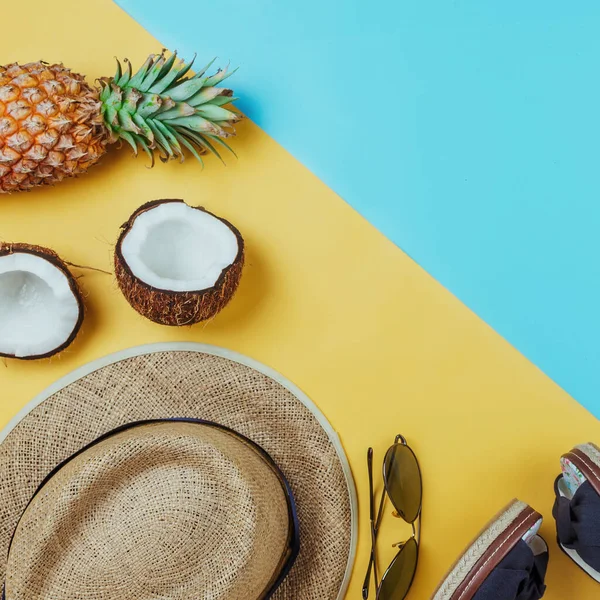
<box><xmin>0</xmin><ymin>52</ymin><xmax>240</xmax><ymax>193</ymax></box>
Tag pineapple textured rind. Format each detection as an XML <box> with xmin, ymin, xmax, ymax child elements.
<box><xmin>0</xmin><ymin>62</ymin><xmax>108</xmax><ymax>193</ymax></box>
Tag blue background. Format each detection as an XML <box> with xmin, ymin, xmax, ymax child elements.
<box><xmin>115</xmin><ymin>0</ymin><xmax>600</xmax><ymax>416</ymax></box>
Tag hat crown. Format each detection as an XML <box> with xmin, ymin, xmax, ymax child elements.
<box><xmin>5</xmin><ymin>421</ymin><xmax>292</xmax><ymax>600</ymax></box>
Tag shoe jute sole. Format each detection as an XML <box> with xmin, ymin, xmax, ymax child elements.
<box><xmin>560</xmin><ymin>442</ymin><xmax>600</xmax><ymax>582</ymax></box>
<box><xmin>431</xmin><ymin>499</ymin><xmax>542</xmax><ymax>600</ymax></box>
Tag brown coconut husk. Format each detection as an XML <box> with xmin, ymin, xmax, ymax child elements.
<box><xmin>114</xmin><ymin>199</ymin><xmax>245</xmax><ymax>326</ymax></box>
<box><xmin>0</xmin><ymin>242</ymin><xmax>84</xmax><ymax>360</ymax></box>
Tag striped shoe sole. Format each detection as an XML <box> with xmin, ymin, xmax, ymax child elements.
<box><xmin>432</xmin><ymin>499</ymin><xmax>541</xmax><ymax>600</ymax></box>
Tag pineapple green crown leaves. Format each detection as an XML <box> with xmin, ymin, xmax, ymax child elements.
<box><xmin>98</xmin><ymin>51</ymin><xmax>240</xmax><ymax>167</ymax></box>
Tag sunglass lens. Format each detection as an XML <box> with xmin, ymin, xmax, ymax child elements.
<box><xmin>383</xmin><ymin>443</ymin><xmax>422</xmax><ymax>523</ymax></box>
<box><xmin>377</xmin><ymin>537</ymin><xmax>418</xmax><ymax>600</ymax></box>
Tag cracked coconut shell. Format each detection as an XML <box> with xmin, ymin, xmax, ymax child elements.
<box><xmin>115</xmin><ymin>199</ymin><xmax>244</xmax><ymax>326</ymax></box>
<box><xmin>0</xmin><ymin>242</ymin><xmax>84</xmax><ymax>359</ymax></box>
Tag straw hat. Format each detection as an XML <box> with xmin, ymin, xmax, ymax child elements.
<box><xmin>0</xmin><ymin>343</ymin><xmax>357</xmax><ymax>600</ymax></box>
<box><xmin>5</xmin><ymin>420</ymin><xmax>299</xmax><ymax>600</ymax></box>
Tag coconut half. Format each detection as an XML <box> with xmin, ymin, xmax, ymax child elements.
<box><xmin>0</xmin><ymin>243</ymin><xmax>84</xmax><ymax>360</ymax></box>
<box><xmin>115</xmin><ymin>199</ymin><xmax>245</xmax><ymax>326</ymax></box>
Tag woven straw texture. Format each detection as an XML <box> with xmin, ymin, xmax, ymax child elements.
<box><xmin>432</xmin><ymin>500</ymin><xmax>527</xmax><ymax>600</ymax></box>
<box><xmin>578</xmin><ymin>443</ymin><xmax>600</xmax><ymax>470</ymax></box>
<box><xmin>0</xmin><ymin>351</ymin><xmax>352</xmax><ymax>599</ymax></box>
<box><xmin>5</xmin><ymin>421</ymin><xmax>290</xmax><ymax>600</ymax></box>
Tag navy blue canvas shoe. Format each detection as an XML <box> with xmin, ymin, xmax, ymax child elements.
<box><xmin>553</xmin><ymin>443</ymin><xmax>600</xmax><ymax>582</ymax></box>
<box><xmin>432</xmin><ymin>499</ymin><xmax>548</xmax><ymax>600</ymax></box>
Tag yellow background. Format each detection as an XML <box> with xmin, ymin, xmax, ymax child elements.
<box><xmin>1</xmin><ymin>1</ymin><xmax>599</xmax><ymax>597</ymax></box>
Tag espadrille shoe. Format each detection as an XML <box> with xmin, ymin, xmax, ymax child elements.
<box><xmin>553</xmin><ymin>443</ymin><xmax>600</xmax><ymax>581</ymax></box>
<box><xmin>432</xmin><ymin>499</ymin><xmax>548</xmax><ymax>600</ymax></box>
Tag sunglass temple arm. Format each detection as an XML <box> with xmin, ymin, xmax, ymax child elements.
<box><xmin>363</xmin><ymin>436</ymin><xmax>409</xmax><ymax>599</ymax></box>
<box><xmin>362</xmin><ymin>448</ymin><xmax>382</xmax><ymax>599</ymax></box>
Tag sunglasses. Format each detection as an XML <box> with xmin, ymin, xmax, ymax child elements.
<box><xmin>363</xmin><ymin>435</ymin><xmax>423</xmax><ymax>600</ymax></box>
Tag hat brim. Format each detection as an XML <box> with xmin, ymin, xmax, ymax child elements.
<box><xmin>0</xmin><ymin>343</ymin><xmax>358</xmax><ymax>600</ymax></box>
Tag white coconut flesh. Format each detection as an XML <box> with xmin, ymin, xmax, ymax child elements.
<box><xmin>0</xmin><ymin>253</ymin><xmax>80</xmax><ymax>358</ymax></box>
<box><xmin>121</xmin><ymin>203</ymin><xmax>239</xmax><ymax>292</ymax></box>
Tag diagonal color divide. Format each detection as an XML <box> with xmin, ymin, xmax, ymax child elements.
<box><xmin>115</xmin><ymin>0</ymin><xmax>600</xmax><ymax>417</ymax></box>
